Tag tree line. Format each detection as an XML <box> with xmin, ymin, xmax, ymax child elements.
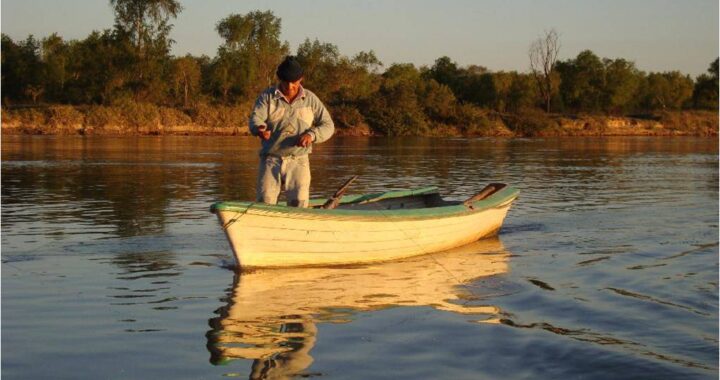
<box><xmin>2</xmin><ymin>1</ymin><xmax>717</xmax><ymax>136</ymax></box>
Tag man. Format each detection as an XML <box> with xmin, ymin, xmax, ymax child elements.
<box><xmin>249</xmin><ymin>56</ymin><xmax>335</xmax><ymax>207</ymax></box>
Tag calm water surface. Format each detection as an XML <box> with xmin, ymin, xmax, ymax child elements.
<box><xmin>2</xmin><ymin>135</ymin><xmax>718</xmax><ymax>379</ymax></box>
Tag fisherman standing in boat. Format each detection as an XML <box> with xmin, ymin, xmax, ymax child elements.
<box><xmin>249</xmin><ymin>56</ymin><xmax>335</xmax><ymax>208</ymax></box>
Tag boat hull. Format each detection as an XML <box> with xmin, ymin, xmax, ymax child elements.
<box><xmin>212</xmin><ymin>186</ymin><xmax>518</xmax><ymax>268</ymax></box>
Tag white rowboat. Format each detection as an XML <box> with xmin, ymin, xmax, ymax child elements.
<box><xmin>211</xmin><ymin>184</ymin><xmax>519</xmax><ymax>269</ymax></box>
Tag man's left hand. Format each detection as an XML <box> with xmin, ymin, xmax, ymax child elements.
<box><xmin>297</xmin><ymin>133</ymin><xmax>313</xmax><ymax>147</ymax></box>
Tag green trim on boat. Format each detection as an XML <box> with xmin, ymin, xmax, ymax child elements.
<box><xmin>211</xmin><ymin>187</ymin><xmax>439</xmax><ymax>213</ymax></box>
<box><xmin>305</xmin><ymin>186</ymin><xmax>440</xmax><ymax>207</ymax></box>
<box><xmin>210</xmin><ymin>186</ymin><xmax>519</xmax><ymax>221</ymax></box>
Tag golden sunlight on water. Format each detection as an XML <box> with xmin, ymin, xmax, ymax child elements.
<box><xmin>206</xmin><ymin>238</ymin><xmax>508</xmax><ymax>375</ymax></box>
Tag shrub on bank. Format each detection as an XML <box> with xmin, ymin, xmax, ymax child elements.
<box><xmin>189</xmin><ymin>102</ymin><xmax>249</xmax><ymax>130</ymax></box>
<box><xmin>8</xmin><ymin>108</ymin><xmax>47</xmax><ymax>127</ymax></box>
<box><xmin>502</xmin><ymin>110</ymin><xmax>561</xmax><ymax>137</ymax></box>
<box><xmin>366</xmin><ymin>106</ymin><xmax>429</xmax><ymax>136</ymax></box>
<box><xmin>1</xmin><ymin>102</ymin><xmax>716</xmax><ymax>137</ymax></box>
<box><xmin>117</xmin><ymin>101</ymin><xmax>161</xmax><ymax>130</ymax></box>
<box><xmin>451</xmin><ymin>104</ymin><xmax>494</xmax><ymax>136</ymax></box>
<box><xmin>330</xmin><ymin>104</ymin><xmax>366</xmax><ymax>129</ymax></box>
<box><xmin>188</xmin><ymin>102</ymin><xmax>219</xmax><ymax>128</ymax></box>
<box><xmin>426</xmin><ymin>123</ymin><xmax>463</xmax><ymax>137</ymax></box>
<box><xmin>47</xmin><ymin>106</ymin><xmax>85</xmax><ymax>129</ymax></box>
<box><xmin>329</xmin><ymin>104</ymin><xmax>373</xmax><ymax>136</ymax></box>
<box><xmin>85</xmin><ymin>105</ymin><xmax>126</xmax><ymax>130</ymax></box>
<box><xmin>217</xmin><ymin>103</ymin><xmax>250</xmax><ymax>131</ymax></box>
<box><xmin>656</xmin><ymin>110</ymin><xmax>719</xmax><ymax>136</ymax></box>
<box><xmin>158</xmin><ymin>107</ymin><xmax>192</xmax><ymax>127</ymax></box>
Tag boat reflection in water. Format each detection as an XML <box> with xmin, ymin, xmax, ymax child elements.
<box><xmin>206</xmin><ymin>238</ymin><xmax>510</xmax><ymax>378</ymax></box>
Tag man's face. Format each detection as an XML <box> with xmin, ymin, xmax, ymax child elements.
<box><xmin>279</xmin><ymin>78</ymin><xmax>303</xmax><ymax>99</ymax></box>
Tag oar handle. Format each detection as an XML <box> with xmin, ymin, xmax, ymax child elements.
<box><xmin>322</xmin><ymin>175</ymin><xmax>359</xmax><ymax>209</ymax></box>
<box><xmin>463</xmin><ymin>183</ymin><xmax>507</xmax><ymax>207</ymax></box>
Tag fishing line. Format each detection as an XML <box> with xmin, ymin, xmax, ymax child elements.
<box><xmin>221</xmin><ymin>203</ymin><xmax>255</xmax><ymax>231</ymax></box>
<box><xmin>363</xmin><ymin>197</ymin><xmax>492</xmax><ymax>309</ymax></box>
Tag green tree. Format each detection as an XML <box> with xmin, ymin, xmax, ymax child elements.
<box><xmin>171</xmin><ymin>55</ymin><xmax>201</xmax><ymax>107</ymax></box>
<box><xmin>1</xmin><ymin>34</ymin><xmax>25</xmax><ymax>103</ymax></box>
<box><xmin>41</xmin><ymin>33</ymin><xmax>70</xmax><ymax>102</ymax></box>
<box><xmin>326</xmin><ymin>56</ymin><xmax>381</xmax><ymax>105</ymax></box>
<box><xmin>692</xmin><ymin>58</ymin><xmax>719</xmax><ymax>109</ymax></box>
<box><xmin>109</xmin><ymin>0</ymin><xmax>182</xmax><ymax>102</ymax></box>
<box><xmin>296</xmin><ymin>44</ymin><xmax>382</xmax><ymax>130</ymax></box>
<box><xmin>488</xmin><ymin>72</ymin><xmax>514</xmax><ymax>112</ymax></box>
<box><xmin>109</xmin><ymin>0</ymin><xmax>182</xmax><ymax>55</ymax></box>
<box><xmin>296</xmin><ymin>38</ymin><xmax>341</xmax><ymax>100</ymax></box>
<box><xmin>458</xmin><ymin>72</ymin><xmax>495</xmax><ymax>108</ymax></box>
<box><xmin>382</xmin><ymin>63</ymin><xmax>423</xmax><ymax>88</ymax></box>
<box><xmin>352</xmin><ymin>51</ymin><xmax>383</xmax><ymax>73</ymax></box>
<box><xmin>602</xmin><ymin>58</ymin><xmax>643</xmax><ymax>113</ymax></box>
<box><xmin>420</xmin><ymin>79</ymin><xmax>457</xmax><ymax>120</ymax></box>
<box><xmin>365</xmin><ymin>64</ymin><xmax>428</xmax><ymax>136</ymax></box>
<box><xmin>556</xmin><ymin>51</ymin><xmax>644</xmax><ymax>113</ymax></box>
<box><xmin>556</xmin><ymin>50</ymin><xmax>605</xmax><ymax>112</ymax></box>
<box><xmin>506</xmin><ymin>73</ymin><xmax>538</xmax><ymax>112</ymax></box>
<box><xmin>427</xmin><ymin>56</ymin><xmax>462</xmax><ymax>93</ymax></box>
<box><xmin>339</xmin><ymin>50</ymin><xmax>383</xmax><ymax>102</ymax></box>
<box><xmin>642</xmin><ymin>71</ymin><xmax>694</xmax><ymax>110</ymax></box>
<box><xmin>215</xmin><ymin>11</ymin><xmax>289</xmax><ymax>98</ymax></box>
<box><xmin>1</xmin><ymin>34</ymin><xmax>45</xmax><ymax>104</ymax></box>
<box><xmin>64</xmin><ymin>29</ymin><xmax>135</xmax><ymax>104</ymax></box>
<box><xmin>295</xmin><ymin>39</ymin><xmax>382</xmax><ymax>106</ymax></box>
<box><xmin>209</xmin><ymin>49</ymin><xmax>244</xmax><ymax>103</ymax></box>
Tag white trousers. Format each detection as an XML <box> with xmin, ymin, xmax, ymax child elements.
<box><xmin>256</xmin><ymin>155</ymin><xmax>311</xmax><ymax>207</ymax></box>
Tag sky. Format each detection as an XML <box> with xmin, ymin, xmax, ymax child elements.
<box><xmin>2</xmin><ymin>0</ymin><xmax>718</xmax><ymax>77</ymax></box>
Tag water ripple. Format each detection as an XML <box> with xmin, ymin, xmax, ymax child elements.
<box><xmin>2</xmin><ymin>136</ymin><xmax>717</xmax><ymax>379</ymax></box>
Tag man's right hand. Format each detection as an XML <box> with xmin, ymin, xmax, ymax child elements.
<box><xmin>257</xmin><ymin>126</ymin><xmax>271</xmax><ymax>141</ymax></box>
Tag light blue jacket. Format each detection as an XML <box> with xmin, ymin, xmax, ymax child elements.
<box><xmin>249</xmin><ymin>86</ymin><xmax>334</xmax><ymax>157</ymax></box>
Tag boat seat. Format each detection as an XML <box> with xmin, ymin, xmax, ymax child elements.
<box><xmin>335</xmin><ymin>193</ymin><xmax>449</xmax><ymax>210</ymax></box>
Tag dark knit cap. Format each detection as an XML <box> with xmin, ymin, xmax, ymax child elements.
<box><xmin>276</xmin><ymin>56</ymin><xmax>304</xmax><ymax>82</ymax></box>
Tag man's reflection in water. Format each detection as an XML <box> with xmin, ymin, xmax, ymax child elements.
<box><xmin>207</xmin><ymin>309</ymin><xmax>317</xmax><ymax>379</ymax></box>
<box><xmin>248</xmin><ymin>322</ymin><xmax>317</xmax><ymax>380</ymax></box>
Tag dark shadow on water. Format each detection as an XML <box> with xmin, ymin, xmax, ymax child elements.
<box><xmin>500</xmin><ymin>222</ymin><xmax>546</xmax><ymax>234</ymax></box>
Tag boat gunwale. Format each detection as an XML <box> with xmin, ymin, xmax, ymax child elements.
<box><xmin>211</xmin><ymin>185</ymin><xmax>519</xmax><ymax>221</ymax></box>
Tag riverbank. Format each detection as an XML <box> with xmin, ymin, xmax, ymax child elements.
<box><xmin>2</xmin><ymin>104</ymin><xmax>717</xmax><ymax>137</ymax></box>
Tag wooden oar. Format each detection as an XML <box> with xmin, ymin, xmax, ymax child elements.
<box><xmin>322</xmin><ymin>175</ymin><xmax>359</xmax><ymax>209</ymax></box>
<box><xmin>463</xmin><ymin>183</ymin><xmax>507</xmax><ymax>208</ymax></box>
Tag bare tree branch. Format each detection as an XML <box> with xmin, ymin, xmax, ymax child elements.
<box><xmin>529</xmin><ymin>29</ymin><xmax>561</xmax><ymax>112</ymax></box>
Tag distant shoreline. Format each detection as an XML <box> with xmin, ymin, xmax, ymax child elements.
<box><xmin>2</xmin><ymin>105</ymin><xmax>716</xmax><ymax>138</ymax></box>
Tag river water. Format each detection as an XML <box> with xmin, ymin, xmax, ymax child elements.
<box><xmin>2</xmin><ymin>135</ymin><xmax>717</xmax><ymax>379</ymax></box>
